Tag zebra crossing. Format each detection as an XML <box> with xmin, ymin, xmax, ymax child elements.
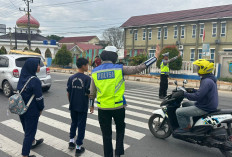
<box><xmin>0</xmin><ymin>87</ymin><xmax>163</xmax><ymax>157</ymax></box>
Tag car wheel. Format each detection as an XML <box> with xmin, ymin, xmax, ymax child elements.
<box><xmin>42</xmin><ymin>86</ymin><xmax>51</xmax><ymax>92</ymax></box>
<box><xmin>3</xmin><ymin>81</ymin><xmax>13</xmax><ymax>97</ymax></box>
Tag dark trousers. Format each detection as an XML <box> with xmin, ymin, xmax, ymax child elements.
<box><xmin>70</xmin><ymin>110</ymin><xmax>87</xmax><ymax>146</ymax></box>
<box><xmin>20</xmin><ymin>115</ymin><xmax>39</xmax><ymax>156</ymax></box>
<box><xmin>98</xmin><ymin>108</ymin><xmax>125</xmax><ymax>157</ymax></box>
<box><xmin>159</xmin><ymin>74</ymin><xmax>169</xmax><ymax>97</ymax></box>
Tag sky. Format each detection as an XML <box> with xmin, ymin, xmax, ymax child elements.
<box><xmin>0</xmin><ymin>0</ymin><xmax>231</xmax><ymax>39</ymax></box>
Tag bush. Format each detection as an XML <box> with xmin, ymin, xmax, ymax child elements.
<box><xmin>54</xmin><ymin>45</ymin><xmax>72</xmax><ymax>67</ymax></box>
<box><xmin>0</xmin><ymin>46</ymin><xmax>7</xmax><ymax>54</ymax></box>
<box><xmin>34</xmin><ymin>47</ymin><xmax>41</xmax><ymax>54</ymax></box>
<box><xmin>129</xmin><ymin>54</ymin><xmax>147</xmax><ymax>66</ymax></box>
<box><xmin>156</xmin><ymin>46</ymin><xmax>182</xmax><ymax>70</ymax></box>
<box><xmin>218</xmin><ymin>77</ymin><xmax>232</xmax><ymax>83</ymax></box>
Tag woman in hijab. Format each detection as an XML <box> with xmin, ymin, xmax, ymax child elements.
<box><xmin>17</xmin><ymin>58</ymin><xmax>45</xmax><ymax>157</ymax></box>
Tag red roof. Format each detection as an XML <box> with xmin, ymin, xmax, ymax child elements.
<box><xmin>16</xmin><ymin>14</ymin><xmax>40</xmax><ymax>28</ymax></box>
<box><xmin>76</xmin><ymin>43</ymin><xmax>102</xmax><ymax>51</ymax></box>
<box><xmin>121</xmin><ymin>4</ymin><xmax>232</xmax><ymax>28</ymax></box>
<box><xmin>59</xmin><ymin>36</ymin><xmax>97</xmax><ymax>43</ymax></box>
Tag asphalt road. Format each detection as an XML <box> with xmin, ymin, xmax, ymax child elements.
<box><xmin>0</xmin><ymin>72</ymin><xmax>231</xmax><ymax>157</ymax></box>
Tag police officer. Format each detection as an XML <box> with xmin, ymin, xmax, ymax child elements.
<box><xmin>89</xmin><ymin>45</ymin><xmax>160</xmax><ymax>157</ymax></box>
<box><xmin>159</xmin><ymin>51</ymin><xmax>181</xmax><ymax>99</ymax></box>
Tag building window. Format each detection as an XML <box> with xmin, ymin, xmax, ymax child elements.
<box><xmin>157</xmin><ymin>28</ymin><xmax>161</xmax><ymax>40</ymax></box>
<box><xmin>198</xmin><ymin>49</ymin><xmax>202</xmax><ymax>59</ymax></box>
<box><xmin>180</xmin><ymin>50</ymin><xmax>184</xmax><ymax>58</ymax></box>
<box><xmin>134</xmin><ymin>30</ymin><xmax>138</xmax><ymax>40</ymax></box>
<box><xmin>164</xmin><ymin>27</ymin><xmax>168</xmax><ymax>39</ymax></box>
<box><xmin>192</xmin><ymin>25</ymin><xmax>196</xmax><ymax>38</ymax></box>
<box><xmin>148</xmin><ymin>29</ymin><xmax>152</xmax><ymax>40</ymax></box>
<box><xmin>181</xmin><ymin>26</ymin><xmax>185</xmax><ymax>38</ymax></box>
<box><xmin>210</xmin><ymin>49</ymin><xmax>215</xmax><ymax>62</ymax></box>
<box><xmin>143</xmin><ymin>29</ymin><xmax>146</xmax><ymax>40</ymax></box>
<box><xmin>212</xmin><ymin>23</ymin><xmax>217</xmax><ymax>37</ymax></box>
<box><xmin>130</xmin><ymin>29</ymin><xmax>133</xmax><ymax>34</ymax></box>
<box><xmin>200</xmin><ymin>24</ymin><xmax>204</xmax><ymax>37</ymax></box>
<box><xmin>190</xmin><ymin>49</ymin><xmax>195</xmax><ymax>61</ymax></box>
<box><xmin>174</xmin><ymin>26</ymin><xmax>178</xmax><ymax>39</ymax></box>
<box><xmin>221</xmin><ymin>23</ymin><xmax>226</xmax><ymax>37</ymax></box>
<box><xmin>149</xmin><ymin>50</ymin><xmax>156</xmax><ymax>58</ymax></box>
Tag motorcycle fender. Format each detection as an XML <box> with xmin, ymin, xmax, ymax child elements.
<box><xmin>152</xmin><ymin>109</ymin><xmax>165</xmax><ymax>118</ymax></box>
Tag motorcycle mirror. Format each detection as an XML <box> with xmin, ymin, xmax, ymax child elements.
<box><xmin>174</xmin><ymin>80</ymin><xmax>178</xmax><ymax>85</ymax></box>
<box><xmin>183</xmin><ymin>80</ymin><xmax>188</xmax><ymax>84</ymax></box>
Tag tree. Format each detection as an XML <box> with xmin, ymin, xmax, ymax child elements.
<box><xmin>45</xmin><ymin>48</ymin><xmax>52</xmax><ymax>58</ymax></box>
<box><xmin>102</xmin><ymin>27</ymin><xmax>124</xmax><ymax>48</ymax></box>
<box><xmin>129</xmin><ymin>54</ymin><xmax>147</xmax><ymax>66</ymax></box>
<box><xmin>0</xmin><ymin>46</ymin><xmax>7</xmax><ymax>54</ymax></box>
<box><xmin>34</xmin><ymin>47</ymin><xmax>41</xmax><ymax>54</ymax></box>
<box><xmin>46</xmin><ymin>35</ymin><xmax>64</xmax><ymax>41</ymax></box>
<box><xmin>54</xmin><ymin>45</ymin><xmax>72</xmax><ymax>67</ymax></box>
<box><xmin>24</xmin><ymin>47</ymin><xmax>29</xmax><ymax>51</ymax></box>
<box><xmin>156</xmin><ymin>46</ymin><xmax>182</xmax><ymax>70</ymax></box>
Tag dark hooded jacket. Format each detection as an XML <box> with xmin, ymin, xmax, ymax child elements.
<box><xmin>17</xmin><ymin>58</ymin><xmax>44</xmax><ymax>117</ymax></box>
<box><xmin>184</xmin><ymin>74</ymin><xmax>218</xmax><ymax>112</ymax></box>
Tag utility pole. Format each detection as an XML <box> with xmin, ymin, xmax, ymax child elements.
<box><xmin>14</xmin><ymin>26</ymin><xmax>17</xmax><ymax>49</ymax></box>
<box><xmin>19</xmin><ymin>0</ymin><xmax>33</xmax><ymax>50</ymax></box>
<box><xmin>7</xmin><ymin>27</ymin><xmax>12</xmax><ymax>49</ymax></box>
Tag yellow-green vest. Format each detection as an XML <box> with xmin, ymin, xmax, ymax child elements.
<box><xmin>92</xmin><ymin>63</ymin><xmax>125</xmax><ymax>109</ymax></box>
<box><xmin>160</xmin><ymin>61</ymin><xmax>169</xmax><ymax>74</ymax></box>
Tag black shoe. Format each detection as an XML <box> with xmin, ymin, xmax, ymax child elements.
<box><xmin>29</xmin><ymin>155</ymin><xmax>36</xmax><ymax>157</ymax></box>
<box><xmin>75</xmin><ymin>147</ymin><xmax>85</xmax><ymax>156</ymax></box>
<box><xmin>31</xmin><ymin>138</ymin><xmax>44</xmax><ymax>149</ymax></box>
<box><xmin>115</xmin><ymin>155</ymin><xmax>121</xmax><ymax>157</ymax></box>
<box><xmin>68</xmin><ymin>142</ymin><xmax>76</xmax><ymax>150</ymax></box>
<box><xmin>159</xmin><ymin>96</ymin><xmax>164</xmax><ymax>99</ymax></box>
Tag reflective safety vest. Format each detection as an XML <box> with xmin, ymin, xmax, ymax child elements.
<box><xmin>92</xmin><ymin>63</ymin><xmax>125</xmax><ymax>109</ymax></box>
<box><xmin>160</xmin><ymin>60</ymin><xmax>169</xmax><ymax>74</ymax></box>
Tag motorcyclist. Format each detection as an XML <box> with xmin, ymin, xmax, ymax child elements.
<box><xmin>174</xmin><ymin>59</ymin><xmax>218</xmax><ymax>133</ymax></box>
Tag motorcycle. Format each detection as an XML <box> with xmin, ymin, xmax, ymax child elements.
<box><xmin>148</xmin><ymin>80</ymin><xmax>232</xmax><ymax>157</ymax></box>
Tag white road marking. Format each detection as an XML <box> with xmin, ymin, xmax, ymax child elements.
<box><xmin>45</xmin><ymin>108</ymin><xmax>145</xmax><ymax>140</ymax></box>
<box><xmin>63</xmin><ymin>105</ymin><xmax>149</xmax><ymax>129</ymax></box>
<box><xmin>1</xmin><ymin>119</ymin><xmax>101</xmax><ymax>157</ymax></box>
<box><xmin>38</xmin><ymin>115</ymin><xmax>130</xmax><ymax>150</ymax></box>
<box><xmin>0</xmin><ymin>132</ymin><xmax>43</xmax><ymax>157</ymax></box>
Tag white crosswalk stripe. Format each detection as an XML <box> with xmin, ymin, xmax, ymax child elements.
<box><xmin>0</xmin><ymin>86</ymin><xmax>167</xmax><ymax>156</ymax></box>
<box><xmin>62</xmin><ymin>104</ymin><xmax>149</xmax><ymax>129</ymax></box>
<box><xmin>1</xmin><ymin>119</ymin><xmax>101</xmax><ymax>157</ymax></box>
<box><xmin>45</xmin><ymin>108</ymin><xmax>145</xmax><ymax>140</ymax></box>
<box><xmin>0</xmin><ymin>133</ymin><xmax>43</xmax><ymax>157</ymax></box>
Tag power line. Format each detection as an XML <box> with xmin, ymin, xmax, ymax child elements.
<box><xmin>32</xmin><ymin>0</ymin><xmax>102</xmax><ymax>8</ymax></box>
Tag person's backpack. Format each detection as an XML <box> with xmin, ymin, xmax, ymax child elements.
<box><xmin>8</xmin><ymin>76</ymin><xmax>35</xmax><ymax>115</ymax></box>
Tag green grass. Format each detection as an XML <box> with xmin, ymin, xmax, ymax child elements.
<box><xmin>218</xmin><ymin>77</ymin><xmax>232</xmax><ymax>83</ymax></box>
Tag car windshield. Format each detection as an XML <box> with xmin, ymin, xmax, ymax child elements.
<box><xmin>15</xmin><ymin>57</ymin><xmax>44</xmax><ymax>68</ymax></box>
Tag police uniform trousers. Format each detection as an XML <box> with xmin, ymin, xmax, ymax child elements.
<box><xmin>20</xmin><ymin>114</ymin><xmax>39</xmax><ymax>156</ymax></box>
<box><xmin>159</xmin><ymin>74</ymin><xmax>169</xmax><ymax>97</ymax></box>
<box><xmin>98</xmin><ymin>108</ymin><xmax>125</xmax><ymax>157</ymax></box>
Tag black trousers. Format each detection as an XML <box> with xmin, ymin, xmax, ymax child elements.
<box><xmin>20</xmin><ymin>115</ymin><xmax>39</xmax><ymax>156</ymax></box>
<box><xmin>98</xmin><ymin>108</ymin><xmax>125</xmax><ymax>157</ymax></box>
<box><xmin>69</xmin><ymin>110</ymin><xmax>87</xmax><ymax>146</ymax></box>
<box><xmin>159</xmin><ymin>74</ymin><xmax>169</xmax><ymax>97</ymax></box>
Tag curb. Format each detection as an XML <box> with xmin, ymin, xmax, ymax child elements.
<box><xmin>50</xmin><ymin>68</ymin><xmax>232</xmax><ymax>92</ymax></box>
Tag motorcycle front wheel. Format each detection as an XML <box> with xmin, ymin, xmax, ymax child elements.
<box><xmin>148</xmin><ymin>114</ymin><xmax>172</xmax><ymax>139</ymax></box>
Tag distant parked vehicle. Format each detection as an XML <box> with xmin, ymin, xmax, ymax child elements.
<box><xmin>9</xmin><ymin>50</ymin><xmax>47</xmax><ymax>66</ymax></box>
<box><xmin>0</xmin><ymin>54</ymin><xmax>51</xmax><ymax>97</ymax></box>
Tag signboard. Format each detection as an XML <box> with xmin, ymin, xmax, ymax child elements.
<box><xmin>118</xmin><ymin>49</ymin><xmax>124</xmax><ymax>59</ymax></box>
<box><xmin>0</xmin><ymin>24</ymin><xmax>6</xmax><ymax>34</ymax></box>
<box><xmin>229</xmin><ymin>61</ymin><xmax>232</xmax><ymax>74</ymax></box>
<box><xmin>202</xmin><ymin>44</ymin><xmax>210</xmax><ymax>56</ymax></box>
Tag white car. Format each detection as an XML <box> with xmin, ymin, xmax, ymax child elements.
<box><xmin>0</xmin><ymin>54</ymin><xmax>51</xmax><ymax>97</ymax></box>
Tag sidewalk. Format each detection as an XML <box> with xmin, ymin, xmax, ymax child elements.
<box><xmin>50</xmin><ymin>67</ymin><xmax>232</xmax><ymax>92</ymax></box>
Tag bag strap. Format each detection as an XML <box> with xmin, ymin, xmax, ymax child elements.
<box><xmin>20</xmin><ymin>76</ymin><xmax>36</xmax><ymax>94</ymax></box>
<box><xmin>26</xmin><ymin>94</ymin><xmax>35</xmax><ymax>107</ymax></box>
